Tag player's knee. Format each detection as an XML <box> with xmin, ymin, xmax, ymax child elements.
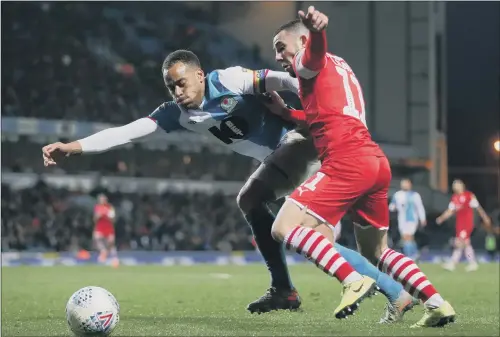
<box><xmin>455</xmin><ymin>238</ymin><xmax>466</xmax><ymax>248</ymax></box>
<box><xmin>236</xmin><ymin>179</ymin><xmax>275</xmax><ymax>214</ymax></box>
<box><xmin>270</xmin><ymin>214</ymin><xmax>292</xmax><ymax>242</ymax></box>
<box><xmin>236</xmin><ymin>189</ymin><xmax>257</xmax><ymax>214</ymax></box>
<box><xmin>270</xmin><ymin>222</ymin><xmax>285</xmax><ymax>242</ymax></box>
<box><xmin>402</xmin><ymin>234</ymin><xmax>414</xmax><ymax>241</ymax></box>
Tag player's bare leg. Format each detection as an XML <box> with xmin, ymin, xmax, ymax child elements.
<box><xmin>444</xmin><ymin>237</ymin><xmax>464</xmax><ymax>271</ymax></box>
<box><xmin>107</xmin><ymin>236</ymin><xmax>119</xmax><ymax>268</ymax></box>
<box><xmin>271</xmin><ymin>200</ymin><xmax>377</xmax><ymax>319</ymax></box>
<box><xmin>461</xmin><ymin>237</ymin><xmax>478</xmax><ymax>271</ymax></box>
<box><xmin>354</xmin><ymin>224</ymin><xmax>455</xmax><ymax>328</ymax></box>
<box><xmin>94</xmin><ymin>233</ymin><xmax>108</xmax><ymax>263</ymax></box>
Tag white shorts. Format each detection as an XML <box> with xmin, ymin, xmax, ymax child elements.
<box><xmin>329</xmin><ymin>221</ymin><xmax>342</xmax><ymax>241</ymax></box>
<box><xmin>398</xmin><ymin>221</ymin><xmax>418</xmax><ymax>236</ymax></box>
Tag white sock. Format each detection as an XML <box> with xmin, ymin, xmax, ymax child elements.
<box><xmin>424</xmin><ymin>293</ymin><xmax>445</xmax><ymax>308</ymax></box>
<box><xmin>342</xmin><ymin>271</ymin><xmax>363</xmax><ymax>286</ymax></box>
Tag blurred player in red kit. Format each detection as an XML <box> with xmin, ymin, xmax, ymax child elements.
<box><xmin>94</xmin><ymin>194</ymin><xmax>119</xmax><ymax>268</ymax></box>
<box><xmin>268</xmin><ymin>6</ymin><xmax>455</xmax><ymax>326</ymax></box>
<box><xmin>436</xmin><ymin>179</ymin><xmax>491</xmax><ymax>272</ymax></box>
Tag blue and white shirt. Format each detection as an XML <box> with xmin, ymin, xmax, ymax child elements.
<box><xmin>77</xmin><ymin>67</ymin><xmax>300</xmax><ymax>159</ymax></box>
<box><xmin>148</xmin><ymin>67</ymin><xmax>298</xmax><ymax>161</ymax></box>
<box><xmin>389</xmin><ymin>190</ymin><xmax>426</xmax><ymax>224</ymax></box>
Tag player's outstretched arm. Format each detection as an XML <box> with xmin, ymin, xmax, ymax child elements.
<box><xmin>262</xmin><ymin>71</ymin><xmax>300</xmax><ymax>95</ymax></box>
<box><xmin>42</xmin><ymin>102</ymin><xmax>182</xmax><ymax>166</ymax></box>
<box><xmin>296</xmin><ymin>6</ymin><xmax>328</xmax><ymax>74</ymax></box>
<box><xmin>42</xmin><ymin>118</ymin><xmax>159</xmax><ymax>166</ymax></box>
<box><xmin>436</xmin><ymin>208</ymin><xmax>454</xmax><ymax>225</ymax></box>
<box><xmin>217</xmin><ymin>67</ymin><xmax>299</xmax><ymax>95</ymax></box>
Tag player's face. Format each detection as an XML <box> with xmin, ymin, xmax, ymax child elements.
<box><xmin>401</xmin><ymin>179</ymin><xmax>412</xmax><ymax>191</ymax></box>
<box><xmin>452</xmin><ymin>180</ymin><xmax>465</xmax><ymax>193</ymax></box>
<box><xmin>164</xmin><ymin>62</ymin><xmax>205</xmax><ymax>109</ymax></box>
<box><xmin>98</xmin><ymin>195</ymin><xmax>107</xmax><ymax>204</ymax></box>
<box><xmin>273</xmin><ymin>30</ymin><xmax>307</xmax><ymax>78</ymax></box>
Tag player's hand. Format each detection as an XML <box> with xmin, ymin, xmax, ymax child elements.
<box><xmin>298</xmin><ymin>6</ymin><xmax>329</xmax><ymax>33</ymax></box>
<box><xmin>260</xmin><ymin>91</ymin><xmax>288</xmax><ymax>117</ymax></box>
<box><xmin>420</xmin><ymin>219</ymin><xmax>427</xmax><ymax>227</ymax></box>
<box><xmin>435</xmin><ymin>217</ymin><xmax>443</xmax><ymax>225</ymax></box>
<box><xmin>42</xmin><ymin>142</ymin><xmax>80</xmax><ymax>166</ymax></box>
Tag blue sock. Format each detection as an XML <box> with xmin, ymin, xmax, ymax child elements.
<box><xmin>245</xmin><ymin>205</ymin><xmax>293</xmax><ymax>290</ymax></box>
<box><xmin>408</xmin><ymin>241</ymin><xmax>415</xmax><ymax>258</ymax></box>
<box><xmin>402</xmin><ymin>241</ymin><xmax>412</xmax><ymax>257</ymax></box>
<box><xmin>403</xmin><ymin>240</ymin><xmax>418</xmax><ymax>259</ymax></box>
<box><xmin>412</xmin><ymin>241</ymin><xmax>419</xmax><ymax>258</ymax></box>
<box><xmin>334</xmin><ymin>243</ymin><xmax>403</xmax><ymax>302</ymax></box>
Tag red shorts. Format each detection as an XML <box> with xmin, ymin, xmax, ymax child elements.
<box><xmin>94</xmin><ymin>224</ymin><xmax>115</xmax><ymax>238</ymax></box>
<box><xmin>289</xmin><ymin>155</ymin><xmax>391</xmax><ymax>229</ymax></box>
<box><xmin>456</xmin><ymin>224</ymin><xmax>474</xmax><ymax>240</ymax></box>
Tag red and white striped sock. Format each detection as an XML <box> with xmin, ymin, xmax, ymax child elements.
<box><xmin>284</xmin><ymin>226</ymin><xmax>362</xmax><ymax>285</ymax></box>
<box><xmin>378</xmin><ymin>248</ymin><xmax>444</xmax><ymax>307</ymax></box>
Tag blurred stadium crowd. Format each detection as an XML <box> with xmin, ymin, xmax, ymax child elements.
<box><xmin>1</xmin><ymin>181</ymin><xmax>251</xmax><ymax>252</ymax></box>
<box><xmin>3</xmin><ymin>181</ymin><xmax>499</xmax><ymax>253</ymax></box>
<box><xmin>2</xmin><ymin>3</ymin><xmax>499</xmax><ymax>254</ymax></box>
<box><xmin>2</xmin><ymin>2</ymin><xmax>270</xmax><ymax>124</ymax></box>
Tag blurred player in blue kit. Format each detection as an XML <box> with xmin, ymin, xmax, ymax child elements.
<box><xmin>42</xmin><ymin>50</ymin><xmax>417</xmax><ymax>322</ymax></box>
<box><xmin>389</xmin><ymin>178</ymin><xmax>427</xmax><ymax>260</ymax></box>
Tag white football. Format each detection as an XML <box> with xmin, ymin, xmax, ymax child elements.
<box><xmin>65</xmin><ymin>286</ymin><xmax>120</xmax><ymax>336</ymax></box>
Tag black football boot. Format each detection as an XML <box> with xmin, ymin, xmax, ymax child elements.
<box><xmin>247</xmin><ymin>287</ymin><xmax>301</xmax><ymax>314</ymax></box>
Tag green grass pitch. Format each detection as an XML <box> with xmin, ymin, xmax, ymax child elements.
<box><xmin>2</xmin><ymin>263</ymin><xmax>499</xmax><ymax>336</ymax></box>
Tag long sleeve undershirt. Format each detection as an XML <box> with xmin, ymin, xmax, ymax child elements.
<box><xmin>78</xmin><ymin>117</ymin><xmax>161</xmax><ymax>153</ymax></box>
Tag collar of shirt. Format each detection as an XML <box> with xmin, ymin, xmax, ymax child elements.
<box><xmin>200</xmin><ymin>97</ymin><xmax>207</xmax><ymax>109</ymax></box>
<box><xmin>200</xmin><ymin>76</ymin><xmax>210</xmax><ymax>109</ymax></box>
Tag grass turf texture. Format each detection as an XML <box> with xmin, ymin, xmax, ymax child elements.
<box><xmin>2</xmin><ymin>264</ymin><xmax>499</xmax><ymax>336</ymax></box>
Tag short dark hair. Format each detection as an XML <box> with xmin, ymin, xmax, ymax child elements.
<box><xmin>274</xmin><ymin>18</ymin><xmax>305</xmax><ymax>36</ymax></box>
<box><xmin>162</xmin><ymin>50</ymin><xmax>201</xmax><ymax>71</ymax></box>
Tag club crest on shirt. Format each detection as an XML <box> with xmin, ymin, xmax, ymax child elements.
<box><xmin>221</xmin><ymin>97</ymin><xmax>237</xmax><ymax>113</ymax></box>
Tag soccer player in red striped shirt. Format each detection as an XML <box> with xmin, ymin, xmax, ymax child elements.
<box><xmin>268</xmin><ymin>6</ymin><xmax>455</xmax><ymax>327</ymax></box>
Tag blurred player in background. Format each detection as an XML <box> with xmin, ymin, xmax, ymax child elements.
<box><xmin>389</xmin><ymin>178</ymin><xmax>426</xmax><ymax>260</ymax></box>
<box><xmin>94</xmin><ymin>194</ymin><xmax>119</xmax><ymax>268</ymax></box>
<box><xmin>267</xmin><ymin>7</ymin><xmax>455</xmax><ymax>326</ymax></box>
<box><xmin>485</xmin><ymin>208</ymin><xmax>500</xmax><ymax>259</ymax></box>
<box><xmin>436</xmin><ymin>179</ymin><xmax>491</xmax><ymax>272</ymax></box>
<box><xmin>42</xmin><ymin>49</ymin><xmax>418</xmax><ymax>322</ymax></box>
